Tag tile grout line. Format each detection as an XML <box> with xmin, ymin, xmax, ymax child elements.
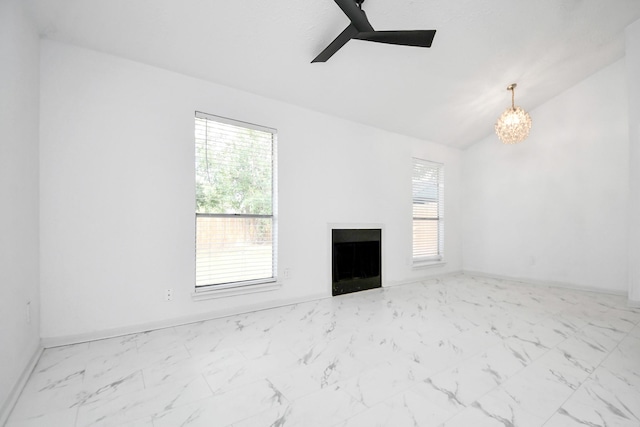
<box><xmin>435</xmin><ymin>304</ymin><xmax>601</xmax><ymax>426</ymax></box>
<box><xmin>539</xmin><ymin>306</ymin><xmax>637</xmax><ymax>426</ymax></box>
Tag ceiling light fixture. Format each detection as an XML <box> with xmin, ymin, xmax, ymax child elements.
<box><xmin>495</xmin><ymin>83</ymin><xmax>532</xmax><ymax>144</ymax></box>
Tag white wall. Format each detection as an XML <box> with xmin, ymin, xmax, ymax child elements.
<box><xmin>462</xmin><ymin>59</ymin><xmax>629</xmax><ymax>293</ymax></box>
<box><xmin>0</xmin><ymin>0</ymin><xmax>41</xmax><ymax>418</ymax></box>
<box><xmin>39</xmin><ymin>40</ymin><xmax>462</xmax><ymax>341</ymax></box>
<box><xmin>627</xmin><ymin>19</ymin><xmax>640</xmax><ymax>304</ymax></box>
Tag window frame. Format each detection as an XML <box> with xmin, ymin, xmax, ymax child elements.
<box><xmin>411</xmin><ymin>158</ymin><xmax>445</xmax><ymax>267</ymax></box>
<box><xmin>194</xmin><ymin>111</ymin><xmax>278</xmax><ymax>295</ymax></box>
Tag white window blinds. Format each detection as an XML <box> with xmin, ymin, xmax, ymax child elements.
<box><xmin>412</xmin><ymin>158</ymin><xmax>444</xmax><ymax>263</ymax></box>
<box><xmin>195</xmin><ymin>112</ymin><xmax>277</xmax><ymax>289</ymax></box>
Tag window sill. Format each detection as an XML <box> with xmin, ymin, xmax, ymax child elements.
<box><xmin>412</xmin><ymin>260</ymin><xmax>447</xmax><ymax>270</ymax></box>
<box><xmin>192</xmin><ymin>280</ymin><xmax>281</xmax><ymax>301</ymax></box>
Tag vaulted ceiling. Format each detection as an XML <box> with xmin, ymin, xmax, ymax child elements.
<box><xmin>25</xmin><ymin>0</ymin><xmax>640</xmax><ymax>148</ymax></box>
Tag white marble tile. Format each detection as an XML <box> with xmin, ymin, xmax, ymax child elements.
<box><xmin>426</xmin><ymin>361</ymin><xmax>500</xmax><ymax>407</ymax></box>
<box><xmin>402</xmin><ymin>326</ymin><xmax>502</xmax><ymax>380</ymax></box>
<box><xmin>305</xmin><ymin>351</ymin><xmax>371</xmax><ymax>392</ymax></box>
<box><xmin>24</xmin><ymin>344</ymin><xmax>91</xmax><ymax>396</ymax></box>
<box><xmin>588</xmin><ymin>308</ymin><xmax>640</xmax><ymax>334</ymax></box>
<box><xmin>443</xmin><ymin>403</ymin><xmax>545</xmax><ymax>427</ymax></box>
<box><xmin>234</xmin><ymin>335</ymin><xmax>297</xmax><ymax>360</ymax></box>
<box><xmin>100</xmin><ymin>417</ymin><xmax>154</xmax><ymax>427</ymax></box>
<box><xmin>629</xmin><ymin>324</ymin><xmax>640</xmax><ymax>339</ymax></box>
<box><xmin>497</xmin><ymin>365</ymin><xmax>577</xmax><ymax>419</ymax></box>
<box><xmin>341</xmin><ymin>357</ymin><xmax>431</xmax><ymax>407</ymax></box>
<box><xmin>5</xmin><ymin>407</ymin><xmax>78</xmax><ymax>427</ymax></box>
<box><xmin>7</xmin><ymin>274</ymin><xmax>640</xmax><ymax>427</ymax></box>
<box><xmin>229</xmin><ymin>406</ymin><xmax>290</xmax><ymax>427</ymax></box>
<box><xmin>88</xmin><ymin>334</ymin><xmax>138</xmax><ymax>357</ymax></box>
<box><xmin>203</xmin><ymin>349</ymin><xmax>299</xmax><ymax>395</ymax></box>
<box><xmin>600</xmin><ymin>307</ymin><xmax>634</xmax><ymax>321</ymax></box>
<box><xmin>556</xmin><ymin>323</ymin><xmax>626</xmax><ymax>371</ymax></box>
<box><xmin>425</xmin><ymin>333</ymin><xmax>543</xmax><ymax>408</ymax></box>
<box><xmin>9</xmin><ymin>363</ymin><xmax>86</xmax><ymax>420</ymax></box>
<box><xmin>249</xmin><ymin>383</ymin><xmax>366</xmax><ymax>427</ymax></box>
<box><xmin>173</xmin><ymin>319</ymin><xmax>220</xmax><ymax>344</ymax></box>
<box><xmin>34</xmin><ymin>343</ymin><xmax>91</xmax><ymax>372</ymax></box>
<box><xmin>134</xmin><ymin>327</ymin><xmax>185</xmax><ymax>354</ymax></box>
<box><xmin>600</xmin><ymin>335</ymin><xmax>640</xmax><ymax>389</ymax></box>
<box><xmin>153</xmin><ymin>379</ymin><xmax>288</xmax><ymax>427</ymax></box>
<box><xmin>338</xmin><ymin>380</ymin><xmax>465</xmax><ymax>427</ymax></box>
<box><xmin>267</xmin><ymin>363</ymin><xmax>325</xmax><ymax>402</ymax></box>
<box><xmin>511</xmin><ymin>314</ymin><xmax>581</xmax><ymax>350</ymax></box>
<box><xmin>85</xmin><ymin>341</ymin><xmax>191</xmax><ymax>391</ymax></box>
<box><xmin>82</xmin><ymin>344</ymin><xmax>141</xmax><ymax>387</ymax></box>
<box><xmin>332</xmin><ymin>402</ymin><xmax>405</xmax><ymax>427</ymax></box>
<box><xmin>121</xmin><ymin>418</ymin><xmax>155</xmax><ymax>427</ymax></box>
<box><xmin>339</xmin><ymin>329</ymin><xmax>406</xmax><ymax>366</ymax></box>
<box><xmin>484</xmin><ymin>315</ymin><xmax>536</xmax><ymax>340</ymax></box>
<box><xmin>587</xmin><ymin>365</ymin><xmax>640</xmax><ymax>416</ymax></box>
<box><xmin>178</xmin><ymin>326</ymin><xmax>233</xmax><ymax>355</ymax></box>
<box><xmin>469</xmin><ymin>387</ymin><xmax>548</xmax><ymax>427</ymax></box>
<box><xmin>490</xmin><ymin>335</ymin><xmax>547</xmax><ymax>369</ymax></box>
<box><xmin>76</xmin><ymin>370</ymin><xmax>146</xmax><ymax>409</ymax></box>
<box><xmin>534</xmin><ymin>348</ymin><xmax>593</xmax><ymax>389</ymax></box>
<box><xmin>591</xmin><ymin>369</ymin><xmax>640</xmax><ymax>403</ymax></box>
<box><xmin>545</xmin><ymin>377</ymin><xmax>640</xmax><ymax>427</ymax></box>
<box><xmin>139</xmin><ymin>345</ymin><xmax>195</xmax><ymax>387</ymax></box>
<box><xmin>229</xmin><ymin>384</ymin><xmax>367</xmax><ymax>427</ymax></box>
<box><xmin>75</xmin><ymin>376</ymin><xmax>212</xmax><ymax>427</ymax></box>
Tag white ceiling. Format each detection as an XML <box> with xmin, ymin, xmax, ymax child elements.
<box><xmin>25</xmin><ymin>0</ymin><xmax>640</xmax><ymax>148</ymax></box>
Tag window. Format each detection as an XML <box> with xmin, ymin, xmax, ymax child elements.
<box><xmin>195</xmin><ymin>112</ymin><xmax>277</xmax><ymax>290</ymax></box>
<box><xmin>412</xmin><ymin>158</ymin><xmax>444</xmax><ymax>264</ymax></box>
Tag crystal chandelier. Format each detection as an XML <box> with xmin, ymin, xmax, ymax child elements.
<box><xmin>495</xmin><ymin>83</ymin><xmax>532</xmax><ymax>144</ymax></box>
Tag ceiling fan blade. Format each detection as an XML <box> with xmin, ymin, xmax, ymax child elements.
<box><xmin>312</xmin><ymin>24</ymin><xmax>359</xmax><ymax>63</ymax></box>
<box><xmin>355</xmin><ymin>30</ymin><xmax>436</xmax><ymax>47</ymax></box>
<box><xmin>333</xmin><ymin>0</ymin><xmax>374</xmax><ymax>32</ymax></box>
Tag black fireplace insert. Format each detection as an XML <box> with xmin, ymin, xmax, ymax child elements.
<box><xmin>332</xmin><ymin>228</ymin><xmax>381</xmax><ymax>296</ymax></box>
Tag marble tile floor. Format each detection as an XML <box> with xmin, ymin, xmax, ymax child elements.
<box><xmin>5</xmin><ymin>274</ymin><xmax>640</xmax><ymax>427</ymax></box>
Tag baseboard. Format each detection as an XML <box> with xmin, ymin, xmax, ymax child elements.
<box><xmin>383</xmin><ymin>270</ymin><xmax>464</xmax><ymax>288</ymax></box>
<box><xmin>41</xmin><ymin>271</ymin><xmax>467</xmax><ymax>348</ymax></box>
<box><xmin>41</xmin><ymin>292</ymin><xmax>329</xmax><ymax>349</ymax></box>
<box><xmin>628</xmin><ymin>299</ymin><xmax>640</xmax><ymax>308</ymax></box>
<box><xmin>0</xmin><ymin>344</ymin><xmax>43</xmax><ymax>426</ymax></box>
<box><xmin>463</xmin><ymin>270</ymin><xmax>627</xmax><ymax>296</ymax></box>
<box><xmin>42</xmin><ymin>271</ymin><xmax>467</xmax><ymax>348</ymax></box>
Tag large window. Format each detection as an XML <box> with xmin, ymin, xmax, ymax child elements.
<box><xmin>412</xmin><ymin>158</ymin><xmax>444</xmax><ymax>264</ymax></box>
<box><xmin>195</xmin><ymin>112</ymin><xmax>277</xmax><ymax>290</ymax></box>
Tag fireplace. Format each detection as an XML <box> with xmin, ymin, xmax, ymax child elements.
<box><xmin>332</xmin><ymin>228</ymin><xmax>381</xmax><ymax>296</ymax></box>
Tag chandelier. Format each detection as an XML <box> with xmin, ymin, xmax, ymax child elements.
<box><xmin>495</xmin><ymin>83</ymin><xmax>532</xmax><ymax>144</ymax></box>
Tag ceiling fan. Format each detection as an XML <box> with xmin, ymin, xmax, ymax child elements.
<box><xmin>312</xmin><ymin>0</ymin><xmax>436</xmax><ymax>63</ymax></box>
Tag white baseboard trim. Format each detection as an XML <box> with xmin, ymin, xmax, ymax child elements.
<box><xmin>0</xmin><ymin>344</ymin><xmax>43</xmax><ymax>426</ymax></box>
<box><xmin>383</xmin><ymin>270</ymin><xmax>464</xmax><ymax>288</ymax></box>
<box><xmin>463</xmin><ymin>270</ymin><xmax>627</xmax><ymax>296</ymax></box>
<box><xmin>45</xmin><ymin>273</ymin><xmax>478</xmax><ymax>348</ymax></box>
<box><xmin>628</xmin><ymin>299</ymin><xmax>640</xmax><ymax>308</ymax></box>
<box><xmin>39</xmin><ymin>272</ymin><xmax>637</xmax><ymax>349</ymax></box>
<box><xmin>41</xmin><ymin>293</ymin><xmax>330</xmax><ymax>349</ymax></box>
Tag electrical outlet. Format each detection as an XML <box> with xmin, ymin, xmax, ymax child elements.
<box><xmin>26</xmin><ymin>301</ymin><xmax>31</xmax><ymax>324</ymax></box>
<box><xmin>283</xmin><ymin>268</ymin><xmax>290</xmax><ymax>279</ymax></box>
<box><xmin>165</xmin><ymin>288</ymin><xmax>173</xmax><ymax>301</ymax></box>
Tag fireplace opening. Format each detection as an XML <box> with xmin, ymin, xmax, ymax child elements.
<box><xmin>332</xmin><ymin>228</ymin><xmax>381</xmax><ymax>296</ymax></box>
